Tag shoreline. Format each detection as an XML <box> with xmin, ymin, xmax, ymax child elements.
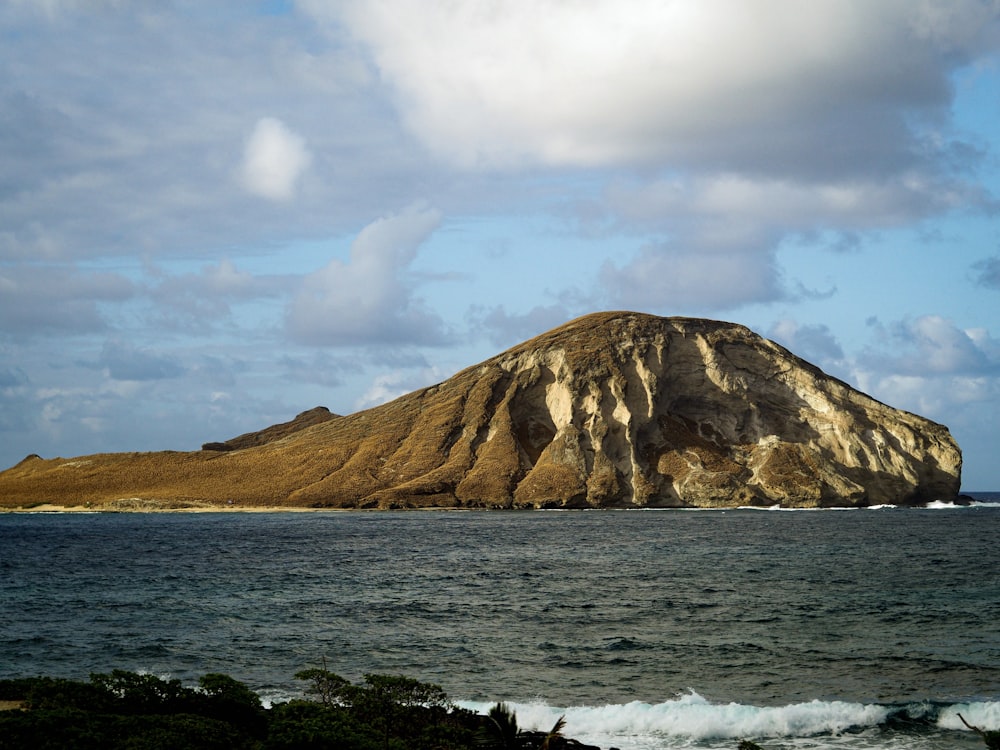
<box><xmin>0</xmin><ymin>502</ymin><xmax>345</xmax><ymax>513</ymax></box>
<box><xmin>1</xmin><ymin>498</ymin><xmax>995</xmax><ymax>513</ymax></box>
<box><xmin>0</xmin><ymin>504</ymin><xmax>355</xmax><ymax>514</ymax></box>
<box><xmin>0</xmin><ymin>502</ymin><xmax>495</xmax><ymax>513</ymax></box>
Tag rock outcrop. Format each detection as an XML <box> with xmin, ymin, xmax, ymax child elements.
<box><xmin>0</xmin><ymin>312</ymin><xmax>961</xmax><ymax>509</ymax></box>
<box><xmin>202</xmin><ymin>406</ymin><xmax>339</xmax><ymax>451</ymax></box>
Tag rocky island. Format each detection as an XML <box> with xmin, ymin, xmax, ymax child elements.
<box><xmin>0</xmin><ymin>312</ymin><xmax>961</xmax><ymax>510</ymax></box>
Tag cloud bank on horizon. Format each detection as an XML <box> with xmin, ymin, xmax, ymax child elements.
<box><xmin>1</xmin><ymin>0</ymin><xmax>999</xmax><ymax>489</ymax></box>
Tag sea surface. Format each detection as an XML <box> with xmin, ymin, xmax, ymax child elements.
<box><xmin>2</xmin><ymin>496</ymin><xmax>999</xmax><ymax>749</ymax></box>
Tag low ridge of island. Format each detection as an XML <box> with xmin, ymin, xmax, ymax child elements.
<box><xmin>0</xmin><ymin>312</ymin><xmax>961</xmax><ymax>510</ymax></box>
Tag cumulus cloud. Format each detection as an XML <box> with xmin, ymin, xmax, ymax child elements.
<box><xmin>0</xmin><ymin>265</ymin><xmax>134</xmax><ymax>335</ymax></box>
<box><xmin>600</xmin><ymin>243</ymin><xmax>784</xmax><ymax>313</ymax></box>
<box><xmin>13</xmin><ymin>373</ymin><xmax>265</xmax><ymax>460</ymax></box>
<box><xmin>767</xmin><ymin>319</ymin><xmax>846</xmax><ymax>373</ymax></box>
<box><xmin>594</xmin><ymin>164</ymin><xmax>981</xmax><ymax>313</ymax></box>
<box><xmin>0</xmin><ymin>6</ymin><xmax>413</xmax><ymax>267</ymax></box>
<box><xmin>605</xmin><ymin>174</ymin><xmax>971</xmax><ymax>235</ymax></box>
<box><xmin>325</xmin><ymin>0</ymin><xmax>999</xmax><ymax>320</ymax></box>
<box><xmin>7</xmin><ymin>0</ymin><xmax>129</xmax><ymax>19</ymax></box>
<box><xmin>354</xmin><ymin>366</ymin><xmax>448</xmax><ymax>410</ymax></box>
<box><xmin>317</xmin><ymin>0</ymin><xmax>997</xmax><ymax>315</ymax></box>
<box><xmin>286</xmin><ymin>204</ymin><xmax>450</xmax><ymax>346</ymax></box>
<box><xmin>856</xmin><ymin>373</ymin><xmax>994</xmax><ymax>421</ymax></box>
<box><xmin>470</xmin><ymin>303</ymin><xmax>579</xmax><ymax>348</ymax></box>
<box><xmin>98</xmin><ymin>340</ymin><xmax>185</xmax><ymax>381</ymax></box>
<box><xmin>816</xmin><ymin>316</ymin><xmax>1000</xmax><ymax>484</ymax></box>
<box><xmin>862</xmin><ymin>315</ymin><xmax>999</xmax><ymax>376</ymax></box>
<box><xmin>328</xmin><ymin>0</ymin><xmax>999</xmax><ymax>173</ymax></box>
<box><xmin>149</xmin><ymin>258</ymin><xmax>294</xmax><ymax>326</ymax></box>
<box><xmin>240</xmin><ymin>117</ymin><xmax>312</xmax><ymax>201</ymax></box>
<box><xmin>279</xmin><ymin>351</ymin><xmax>365</xmax><ymax>389</ymax></box>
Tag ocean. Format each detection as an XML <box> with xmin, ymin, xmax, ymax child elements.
<box><xmin>2</xmin><ymin>497</ymin><xmax>999</xmax><ymax>749</ymax></box>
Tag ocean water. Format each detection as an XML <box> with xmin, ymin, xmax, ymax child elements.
<box><xmin>1</xmin><ymin>498</ymin><xmax>999</xmax><ymax>750</ymax></box>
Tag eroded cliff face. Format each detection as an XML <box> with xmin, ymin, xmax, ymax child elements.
<box><xmin>0</xmin><ymin>312</ymin><xmax>961</xmax><ymax>509</ymax></box>
<box><xmin>456</xmin><ymin>314</ymin><xmax>960</xmax><ymax>508</ymax></box>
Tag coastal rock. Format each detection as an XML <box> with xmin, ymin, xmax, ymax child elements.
<box><xmin>515</xmin><ymin>732</ymin><xmax>602</xmax><ymax>750</ymax></box>
<box><xmin>203</xmin><ymin>406</ymin><xmax>338</xmax><ymax>451</ymax></box>
<box><xmin>201</xmin><ymin>442</ymin><xmax>234</xmax><ymax>452</ymax></box>
<box><xmin>0</xmin><ymin>312</ymin><xmax>961</xmax><ymax>509</ymax></box>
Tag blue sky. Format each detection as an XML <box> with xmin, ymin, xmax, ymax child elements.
<box><xmin>1</xmin><ymin>1</ymin><xmax>999</xmax><ymax>490</ymax></box>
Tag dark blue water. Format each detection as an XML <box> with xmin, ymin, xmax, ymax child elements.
<box><xmin>2</xmin><ymin>502</ymin><xmax>999</xmax><ymax>749</ymax></box>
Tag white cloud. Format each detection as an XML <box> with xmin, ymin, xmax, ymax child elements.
<box><xmin>286</xmin><ymin>204</ymin><xmax>450</xmax><ymax>346</ymax></box>
<box><xmin>766</xmin><ymin>319</ymin><xmax>847</xmax><ymax>377</ymax></box>
<box><xmin>595</xmin><ymin>168</ymin><xmax>981</xmax><ymax>314</ymax></box>
<box><xmin>0</xmin><ymin>264</ymin><xmax>134</xmax><ymax>335</ymax></box>
<box><xmin>328</xmin><ymin>0</ymin><xmax>1000</xmax><ymax>172</ymax></box>
<box><xmin>847</xmin><ymin>317</ymin><xmax>1000</xmax><ymax>446</ymax></box>
<box><xmin>471</xmin><ymin>303</ymin><xmax>578</xmax><ymax>348</ymax></box>
<box><xmin>197</xmin><ymin>259</ymin><xmax>257</xmax><ymax>295</ymax></box>
<box><xmin>863</xmin><ymin>315</ymin><xmax>999</xmax><ymax>376</ymax></box>
<box><xmin>859</xmin><ymin>373</ymin><xmax>951</xmax><ymax>416</ymax></box>
<box><xmin>600</xmin><ymin>243</ymin><xmax>783</xmax><ymax>312</ymax></box>
<box><xmin>354</xmin><ymin>366</ymin><xmax>447</xmax><ymax>410</ymax></box>
<box><xmin>827</xmin><ymin>316</ymin><xmax>1000</xmax><ymax>489</ymax></box>
<box><xmin>908</xmin><ymin>316</ymin><xmax>997</xmax><ymax>374</ymax></box>
<box><xmin>148</xmin><ymin>259</ymin><xmax>294</xmax><ymax>327</ymax></box>
<box><xmin>850</xmin><ymin>368</ymin><xmax>1000</xmax><ymax>453</ymax></box>
<box><xmin>98</xmin><ymin>340</ymin><xmax>185</xmax><ymax>382</ymax></box>
<box><xmin>313</xmin><ymin>0</ymin><xmax>1000</xmax><ymax>317</ymax></box>
<box><xmin>605</xmin><ymin>173</ymin><xmax>968</xmax><ymax>234</ymax></box>
<box><xmin>8</xmin><ymin>0</ymin><xmax>129</xmax><ymax>19</ymax></box>
<box><xmin>240</xmin><ymin>117</ymin><xmax>312</xmax><ymax>201</ymax></box>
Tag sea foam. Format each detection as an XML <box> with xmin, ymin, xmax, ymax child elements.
<box><xmin>459</xmin><ymin>692</ymin><xmax>1000</xmax><ymax>750</ymax></box>
<box><xmin>938</xmin><ymin>700</ymin><xmax>1000</xmax><ymax>730</ymax></box>
<box><xmin>459</xmin><ymin>691</ymin><xmax>890</xmax><ymax>742</ymax></box>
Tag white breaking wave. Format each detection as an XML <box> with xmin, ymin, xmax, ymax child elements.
<box><xmin>460</xmin><ymin>691</ymin><xmax>888</xmax><ymax>742</ymax></box>
<box><xmin>938</xmin><ymin>700</ymin><xmax>1000</xmax><ymax>730</ymax></box>
<box><xmin>458</xmin><ymin>692</ymin><xmax>1000</xmax><ymax>749</ymax></box>
<box><xmin>924</xmin><ymin>499</ymin><xmax>999</xmax><ymax>509</ymax></box>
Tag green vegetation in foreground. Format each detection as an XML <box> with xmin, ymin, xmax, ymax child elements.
<box><xmin>0</xmin><ymin>669</ymin><xmax>596</xmax><ymax>750</ymax></box>
<box><xmin>15</xmin><ymin>669</ymin><xmax>999</xmax><ymax>750</ymax></box>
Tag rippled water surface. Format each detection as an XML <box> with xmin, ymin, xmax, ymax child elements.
<box><xmin>2</xmin><ymin>504</ymin><xmax>999</xmax><ymax>749</ymax></box>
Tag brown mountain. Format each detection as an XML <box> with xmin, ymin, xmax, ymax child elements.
<box><xmin>0</xmin><ymin>312</ymin><xmax>961</xmax><ymax>510</ymax></box>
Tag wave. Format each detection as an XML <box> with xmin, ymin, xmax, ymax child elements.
<box><xmin>731</xmin><ymin>501</ymin><xmax>1000</xmax><ymax>512</ymax></box>
<box><xmin>923</xmin><ymin>499</ymin><xmax>1000</xmax><ymax>509</ymax></box>
<box><xmin>249</xmin><ymin>500</ymin><xmax>996</xmax><ymax>514</ymax></box>
<box><xmin>457</xmin><ymin>692</ymin><xmax>1000</xmax><ymax>748</ymax></box>
<box><xmin>938</xmin><ymin>699</ymin><xmax>1000</xmax><ymax>729</ymax></box>
<box><xmin>924</xmin><ymin>500</ymin><xmax>964</xmax><ymax>510</ymax></box>
<box><xmin>734</xmin><ymin>505</ymin><xmax>886</xmax><ymax>512</ymax></box>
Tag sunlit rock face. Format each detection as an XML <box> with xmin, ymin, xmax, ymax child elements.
<box><xmin>0</xmin><ymin>312</ymin><xmax>961</xmax><ymax>509</ymax></box>
<box><xmin>355</xmin><ymin>311</ymin><xmax>959</xmax><ymax>509</ymax></box>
